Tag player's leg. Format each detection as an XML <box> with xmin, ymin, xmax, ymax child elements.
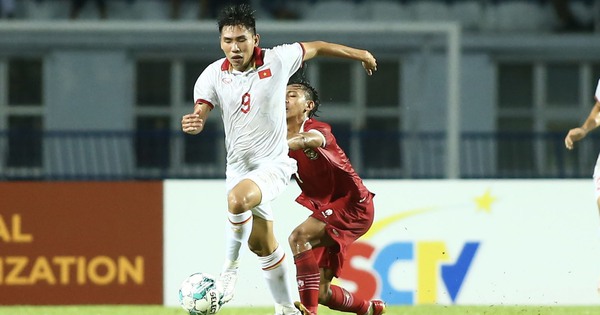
<box><xmin>319</xmin><ymin>195</ymin><xmax>385</xmax><ymax>315</ymax></box>
<box><xmin>295</xmin><ymin>194</ymin><xmax>385</xmax><ymax>315</ymax></box>
<box><xmin>220</xmin><ymin>178</ymin><xmax>263</xmax><ymax>302</ymax></box>
<box><xmin>243</xmin><ymin>159</ymin><xmax>298</xmax><ymax>314</ymax></box>
<box><xmin>319</xmin><ymin>268</ymin><xmax>386</xmax><ymax>315</ymax></box>
<box><xmin>293</xmin><ymin>265</ymin><xmax>385</xmax><ymax>315</ymax></box>
<box><xmin>250</xmin><ymin>214</ymin><xmax>299</xmax><ymax>315</ymax></box>
<box><xmin>289</xmin><ymin>217</ymin><xmax>329</xmax><ymax>314</ymax></box>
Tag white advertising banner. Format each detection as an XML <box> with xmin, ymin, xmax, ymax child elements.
<box><xmin>164</xmin><ymin>180</ymin><xmax>600</xmax><ymax>307</ymax></box>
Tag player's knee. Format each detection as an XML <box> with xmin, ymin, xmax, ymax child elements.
<box><xmin>247</xmin><ymin>239</ymin><xmax>269</xmax><ymax>256</ymax></box>
<box><xmin>287</xmin><ymin>231</ymin><xmax>298</xmax><ymax>247</ymax></box>
<box><xmin>288</xmin><ymin>227</ymin><xmax>309</xmax><ymax>249</ymax></box>
<box><xmin>227</xmin><ymin>192</ymin><xmax>250</xmax><ymax>214</ymax></box>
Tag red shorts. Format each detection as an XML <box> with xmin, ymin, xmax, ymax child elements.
<box><xmin>306</xmin><ymin>192</ymin><xmax>375</xmax><ymax>278</ymax></box>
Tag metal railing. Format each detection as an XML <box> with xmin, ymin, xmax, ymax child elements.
<box><xmin>0</xmin><ymin>130</ymin><xmax>598</xmax><ymax>180</ymax></box>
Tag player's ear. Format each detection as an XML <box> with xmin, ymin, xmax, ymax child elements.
<box><xmin>306</xmin><ymin>100</ymin><xmax>315</xmax><ymax>112</ymax></box>
<box><xmin>254</xmin><ymin>33</ymin><xmax>260</xmax><ymax>46</ymax></box>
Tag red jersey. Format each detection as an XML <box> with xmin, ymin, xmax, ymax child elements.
<box><xmin>288</xmin><ymin>118</ymin><xmax>371</xmax><ymax>210</ymax></box>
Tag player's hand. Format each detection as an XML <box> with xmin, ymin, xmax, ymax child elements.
<box><xmin>182</xmin><ymin>107</ymin><xmax>204</xmax><ymax>135</ymax></box>
<box><xmin>362</xmin><ymin>51</ymin><xmax>377</xmax><ymax>76</ymax></box>
<box><xmin>564</xmin><ymin>127</ymin><xmax>587</xmax><ymax>150</ymax></box>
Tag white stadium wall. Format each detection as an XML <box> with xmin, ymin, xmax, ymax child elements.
<box><xmin>163</xmin><ymin>180</ymin><xmax>600</xmax><ymax>307</ymax></box>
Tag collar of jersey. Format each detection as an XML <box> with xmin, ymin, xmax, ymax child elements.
<box><xmin>300</xmin><ymin>117</ymin><xmax>310</xmax><ymax>133</ymax></box>
<box><xmin>221</xmin><ymin>47</ymin><xmax>265</xmax><ymax>73</ymax></box>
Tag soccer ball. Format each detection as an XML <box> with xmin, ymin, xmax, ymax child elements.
<box><xmin>178</xmin><ymin>273</ymin><xmax>223</xmax><ymax>315</ymax></box>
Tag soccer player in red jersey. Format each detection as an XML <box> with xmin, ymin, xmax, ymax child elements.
<box><xmin>285</xmin><ymin>78</ymin><xmax>386</xmax><ymax>315</ymax></box>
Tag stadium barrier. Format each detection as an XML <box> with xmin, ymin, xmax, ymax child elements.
<box><xmin>0</xmin><ymin>130</ymin><xmax>598</xmax><ymax>180</ymax></box>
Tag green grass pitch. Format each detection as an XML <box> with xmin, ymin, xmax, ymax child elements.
<box><xmin>1</xmin><ymin>305</ymin><xmax>600</xmax><ymax>315</ymax></box>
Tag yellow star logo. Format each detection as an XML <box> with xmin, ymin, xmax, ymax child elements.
<box><xmin>475</xmin><ymin>189</ymin><xmax>496</xmax><ymax>213</ymax></box>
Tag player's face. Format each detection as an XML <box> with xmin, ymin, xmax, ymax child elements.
<box><xmin>286</xmin><ymin>84</ymin><xmax>310</xmax><ymax>119</ymax></box>
<box><xmin>220</xmin><ymin>25</ymin><xmax>259</xmax><ymax>72</ymax></box>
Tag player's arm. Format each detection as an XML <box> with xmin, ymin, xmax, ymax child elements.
<box><xmin>565</xmin><ymin>100</ymin><xmax>600</xmax><ymax>150</ymax></box>
<box><xmin>288</xmin><ymin>132</ymin><xmax>324</xmax><ymax>151</ymax></box>
<box><xmin>182</xmin><ymin>102</ymin><xmax>211</xmax><ymax>135</ymax></box>
<box><xmin>301</xmin><ymin>41</ymin><xmax>377</xmax><ymax>75</ymax></box>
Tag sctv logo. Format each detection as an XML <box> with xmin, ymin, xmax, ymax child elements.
<box><xmin>337</xmin><ymin>187</ymin><xmax>496</xmax><ymax>305</ymax></box>
<box><xmin>339</xmin><ymin>240</ymin><xmax>479</xmax><ymax>305</ymax></box>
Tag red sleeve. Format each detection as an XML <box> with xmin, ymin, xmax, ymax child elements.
<box><xmin>298</xmin><ymin>42</ymin><xmax>306</xmax><ymax>62</ymax></box>
<box><xmin>195</xmin><ymin>99</ymin><xmax>214</xmax><ymax>110</ymax></box>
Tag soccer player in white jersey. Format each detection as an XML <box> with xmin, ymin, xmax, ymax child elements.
<box><xmin>565</xmin><ymin>78</ymin><xmax>600</xmax><ymax>212</ymax></box>
<box><xmin>181</xmin><ymin>4</ymin><xmax>377</xmax><ymax>315</ymax></box>
<box><xmin>564</xmin><ymin>78</ymin><xmax>600</xmax><ymax>293</ymax></box>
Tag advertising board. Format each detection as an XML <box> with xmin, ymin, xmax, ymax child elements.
<box><xmin>0</xmin><ymin>182</ymin><xmax>163</xmax><ymax>304</ymax></box>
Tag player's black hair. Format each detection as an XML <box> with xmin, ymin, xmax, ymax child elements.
<box><xmin>217</xmin><ymin>3</ymin><xmax>257</xmax><ymax>35</ymax></box>
<box><xmin>288</xmin><ymin>77</ymin><xmax>320</xmax><ymax>118</ymax></box>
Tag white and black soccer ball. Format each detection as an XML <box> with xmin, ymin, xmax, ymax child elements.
<box><xmin>178</xmin><ymin>273</ymin><xmax>223</xmax><ymax>315</ymax></box>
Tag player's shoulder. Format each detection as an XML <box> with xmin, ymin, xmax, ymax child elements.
<box><xmin>305</xmin><ymin>118</ymin><xmax>331</xmax><ymax>131</ymax></box>
<box><xmin>268</xmin><ymin>42</ymin><xmax>302</xmax><ymax>50</ymax></box>
<box><xmin>266</xmin><ymin>43</ymin><xmax>303</xmax><ymax>56</ymax></box>
<box><xmin>197</xmin><ymin>58</ymin><xmax>226</xmax><ymax>76</ymax></box>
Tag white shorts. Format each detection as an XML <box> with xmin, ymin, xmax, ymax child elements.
<box><xmin>226</xmin><ymin>157</ymin><xmax>297</xmax><ymax>221</ymax></box>
<box><xmin>593</xmin><ymin>152</ymin><xmax>600</xmax><ymax>200</ymax></box>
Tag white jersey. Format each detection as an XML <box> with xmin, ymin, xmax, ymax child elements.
<box><xmin>194</xmin><ymin>43</ymin><xmax>305</xmax><ymax>174</ymax></box>
<box><xmin>591</xmin><ymin>78</ymin><xmax>600</xmax><ymax>200</ymax></box>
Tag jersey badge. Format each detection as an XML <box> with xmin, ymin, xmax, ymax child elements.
<box><xmin>258</xmin><ymin>68</ymin><xmax>272</xmax><ymax>79</ymax></box>
<box><xmin>303</xmin><ymin>148</ymin><xmax>318</xmax><ymax>160</ymax></box>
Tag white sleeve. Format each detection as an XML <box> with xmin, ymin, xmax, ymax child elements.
<box><xmin>272</xmin><ymin>43</ymin><xmax>304</xmax><ymax>78</ymax></box>
<box><xmin>193</xmin><ymin>62</ymin><xmax>219</xmax><ymax>108</ymax></box>
<box><xmin>595</xmin><ymin>78</ymin><xmax>600</xmax><ymax>102</ymax></box>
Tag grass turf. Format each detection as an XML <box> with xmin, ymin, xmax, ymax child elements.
<box><xmin>1</xmin><ymin>305</ymin><xmax>600</xmax><ymax>315</ymax></box>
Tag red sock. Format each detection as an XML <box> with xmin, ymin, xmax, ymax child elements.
<box><xmin>324</xmin><ymin>285</ymin><xmax>369</xmax><ymax>315</ymax></box>
<box><xmin>294</xmin><ymin>251</ymin><xmax>320</xmax><ymax>314</ymax></box>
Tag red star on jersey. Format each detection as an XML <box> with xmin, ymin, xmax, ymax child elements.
<box><xmin>258</xmin><ymin>68</ymin><xmax>272</xmax><ymax>79</ymax></box>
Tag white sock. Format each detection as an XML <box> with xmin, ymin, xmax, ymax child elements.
<box><xmin>221</xmin><ymin>259</ymin><xmax>240</xmax><ymax>274</ymax></box>
<box><xmin>223</xmin><ymin>211</ymin><xmax>252</xmax><ymax>266</ymax></box>
<box><xmin>258</xmin><ymin>245</ymin><xmax>295</xmax><ymax>309</ymax></box>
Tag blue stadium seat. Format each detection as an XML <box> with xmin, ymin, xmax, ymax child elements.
<box><xmin>360</xmin><ymin>0</ymin><xmax>413</xmax><ymax>22</ymax></box>
<box><xmin>303</xmin><ymin>0</ymin><xmax>360</xmax><ymax>21</ymax></box>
